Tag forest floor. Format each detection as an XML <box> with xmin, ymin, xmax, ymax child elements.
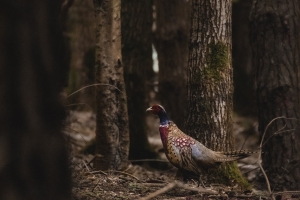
<box><xmin>64</xmin><ymin>110</ymin><xmax>288</xmax><ymax>200</ymax></box>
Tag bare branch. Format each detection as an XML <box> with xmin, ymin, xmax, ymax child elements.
<box><xmin>65</xmin><ymin>83</ymin><xmax>126</xmax><ymax>99</ymax></box>
<box><xmin>139</xmin><ymin>181</ymin><xmax>217</xmax><ymax>200</ymax></box>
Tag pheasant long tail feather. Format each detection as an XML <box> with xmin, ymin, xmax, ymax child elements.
<box><xmin>219</xmin><ymin>150</ymin><xmax>258</xmax><ymax>160</ymax></box>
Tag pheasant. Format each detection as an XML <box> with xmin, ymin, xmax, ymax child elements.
<box><xmin>146</xmin><ymin>104</ymin><xmax>255</xmax><ymax>186</ymax></box>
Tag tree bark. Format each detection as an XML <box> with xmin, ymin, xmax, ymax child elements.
<box><xmin>93</xmin><ymin>0</ymin><xmax>130</xmax><ymax>170</ymax></box>
<box><xmin>185</xmin><ymin>0</ymin><xmax>250</xmax><ymax>187</ymax></box>
<box><xmin>0</xmin><ymin>1</ymin><xmax>71</xmax><ymax>199</ymax></box>
<box><xmin>186</xmin><ymin>0</ymin><xmax>234</xmax><ymax>152</ymax></box>
<box><xmin>250</xmin><ymin>0</ymin><xmax>300</xmax><ymax>190</ymax></box>
<box><xmin>154</xmin><ymin>0</ymin><xmax>191</xmax><ymax>131</ymax></box>
<box><xmin>121</xmin><ymin>0</ymin><xmax>156</xmax><ymax>159</ymax></box>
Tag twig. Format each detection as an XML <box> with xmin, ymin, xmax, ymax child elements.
<box><xmin>65</xmin><ymin>83</ymin><xmax>126</xmax><ymax>99</ymax></box>
<box><xmin>262</xmin><ymin>124</ymin><xmax>286</xmax><ymax>147</ymax></box>
<box><xmin>85</xmin><ymin>159</ymin><xmax>93</xmax><ymax>169</ymax></box>
<box><xmin>259</xmin><ymin>117</ymin><xmax>282</xmax><ymax>198</ymax></box>
<box><xmin>139</xmin><ymin>181</ymin><xmax>217</xmax><ymax>200</ymax></box>
<box><xmin>142</xmin><ymin>183</ymin><xmax>167</xmax><ymax>187</ymax></box>
<box><xmin>275</xmin><ymin>128</ymin><xmax>295</xmax><ymax>134</ymax></box>
<box><xmin>175</xmin><ymin>181</ymin><xmax>217</xmax><ymax>194</ymax></box>
<box><xmin>90</xmin><ymin>170</ymin><xmax>108</xmax><ymax>176</ymax></box>
<box><xmin>258</xmin><ymin>116</ymin><xmax>288</xmax><ymax>200</ymax></box>
<box><xmin>85</xmin><ymin>154</ymin><xmax>103</xmax><ymax>171</ymax></box>
<box><xmin>273</xmin><ymin>190</ymin><xmax>300</xmax><ymax>196</ymax></box>
<box><xmin>258</xmin><ymin>116</ymin><xmax>299</xmax><ymax>199</ymax></box>
<box><xmin>139</xmin><ymin>182</ymin><xmax>176</xmax><ymax>200</ymax></box>
<box><xmin>130</xmin><ymin>159</ymin><xmax>169</xmax><ymax>163</ymax></box>
<box><xmin>110</xmin><ymin>170</ymin><xmax>139</xmax><ymax>181</ymax></box>
<box><xmin>82</xmin><ymin>160</ymin><xmax>90</xmax><ymax>171</ymax></box>
<box><xmin>145</xmin><ymin>179</ymin><xmax>168</xmax><ymax>184</ymax></box>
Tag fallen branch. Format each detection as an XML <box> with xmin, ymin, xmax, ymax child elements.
<box><xmin>139</xmin><ymin>181</ymin><xmax>217</xmax><ymax>200</ymax></box>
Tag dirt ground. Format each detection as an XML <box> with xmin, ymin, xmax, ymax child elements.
<box><xmin>64</xmin><ymin>111</ymin><xmax>294</xmax><ymax>200</ymax></box>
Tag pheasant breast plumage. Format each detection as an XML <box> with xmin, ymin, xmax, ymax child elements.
<box><xmin>147</xmin><ymin>104</ymin><xmax>255</xmax><ymax>182</ymax></box>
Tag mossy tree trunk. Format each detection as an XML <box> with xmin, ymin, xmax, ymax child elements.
<box><xmin>121</xmin><ymin>0</ymin><xmax>156</xmax><ymax>160</ymax></box>
<box><xmin>0</xmin><ymin>1</ymin><xmax>71</xmax><ymax>199</ymax></box>
<box><xmin>154</xmin><ymin>0</ymin><xmax>191</xmax><ymax>131</ymax></box>
<box><xmin>186</xmin><ymin>0</ymin><xmax>247</xmax><ymax>187</ymax></box>
<box><xmin>93</xmin><ymin>0</ymin><xmax>130</xmax><ymax>170</ymax></box>
<box><xmin>187</xmin><ymin>0</ymin><xmax>233</xmax><ymax>152</ymax></box>
<box><xmin>250</xmin><ymin>0</ymin><xmax>300</xmax><ymax>190</ymax></box>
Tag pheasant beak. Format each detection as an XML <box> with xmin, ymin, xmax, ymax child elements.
<box><xmin>146</xmin><ymin>107</ymin><xmax>152</xmax><ymax>112</ymax></box>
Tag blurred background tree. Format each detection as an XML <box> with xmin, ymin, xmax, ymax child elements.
<box><xmin>121</xmin><ymin>0</ymin><xmax>156</xmax><ymax>160</ymax></box>
<box><xmin>65</xmin><ymin>0</ymin><xmax>96</xmax><ymax>110</ymax></box>
<box><xmin>0</xmin><ymin>1</ymin><xmax>71</xmax><ymax>199</ymax></box>
<box><xmin>250</xmin><ymin>0</ymin><xmax>300</xmax><ymax>190</ymax></box>
<box><xmin>232</xmin><ymin>0</ymin><xmax>255</xmax><ymax>117</ymax></box>
<box><xmin>154</xmin><ymin>0</ymin><xmax>191</xmax><ymax>131</ymax></box>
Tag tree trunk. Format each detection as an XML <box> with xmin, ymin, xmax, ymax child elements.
<box><xmin>0</xmin><ymin>1</ymin><xmax>71</xmax><ymax>199</ymax></box>
<box><xmin>154</xmin><ymin>0</ymin><xmax>191</xmax><ymax>131</ymax></box>
<box><xmin>186</xmin><ymin>0</ymin><xmax>249</xmax><ymax>187</ymax></box>
<box><xmin>121</xmin><ymin>0</ymin><xmax>156</xmax><ymax>160</ymax></box>
<box><xmin>93</xmin><ymin>0</ymin><xmax>130</xmax><ymax>170</ymax></box>
<box><xmin>250</xmin><ymin>0</ymin><xmax>300</xmax><ymax>190</ymax></box>
<box><xmin>186</xmin><ymin>0</ymin><xmax>233</xmax><ymax>152</ymax></box>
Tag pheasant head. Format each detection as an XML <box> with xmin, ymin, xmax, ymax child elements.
<box><xmin>146</xmin><ymin>104</ymin><xmax>170</xmax><ymax>125</ymax></box>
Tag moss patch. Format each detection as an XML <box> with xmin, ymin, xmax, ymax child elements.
<box><xmin>204</xmin><ymin>42</ymin><xmax>229</xmax><ymax>81</ymax></box>
<box><xmin>209</xmin><ymin>162</ymin><xmax>251</xmax><ymax>190</ymax></box>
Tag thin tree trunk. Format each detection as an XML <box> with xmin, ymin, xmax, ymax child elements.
<box><xmin>250</xmin><ymin>0</ymin><xmax>300</xmax><ymax>190</ymax></box>
<box><xmin>121</xmin><ymin>0</ymin><xmax>156</xmax><ymax>159</ymax></box>
<box><xmin>93</xmin><ymin>0</ymin><xmax>130</xmax><ymax>170</ymax></box>
<box><xmin>186</xmin><ymin>0</ymin><xmax>233</xmax><ymax>152</ymax></box>
<box><xmin>0</xmin><ymin>1</ymin><xmax>71</xmax><ymax>199</ymax></box>
<box><xmin>154</xmin><ymin>0</ymin><xmax>191</xmax><ymax>131</ymax></box>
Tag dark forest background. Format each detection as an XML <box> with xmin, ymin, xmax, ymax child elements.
<box><xmin>1</xmin><ymin>0</ymin><xmax>300</xmax><ymax>199</ymax></box>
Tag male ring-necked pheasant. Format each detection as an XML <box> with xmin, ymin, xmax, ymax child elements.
<box><xmin>146</xmin><ymin>104</ymin><xmax>255</xmax><ymax>186</ymax></box>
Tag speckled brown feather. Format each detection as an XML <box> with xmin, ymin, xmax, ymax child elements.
<box><xmin>163</xmin><ymin>121</ymin><xmax>256</xmax><ymax>176</ymax></box>
<box><xmin>147</xmin><ymin>104</ymin><xmax>257</xmax><ymax>180</ymax></box>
